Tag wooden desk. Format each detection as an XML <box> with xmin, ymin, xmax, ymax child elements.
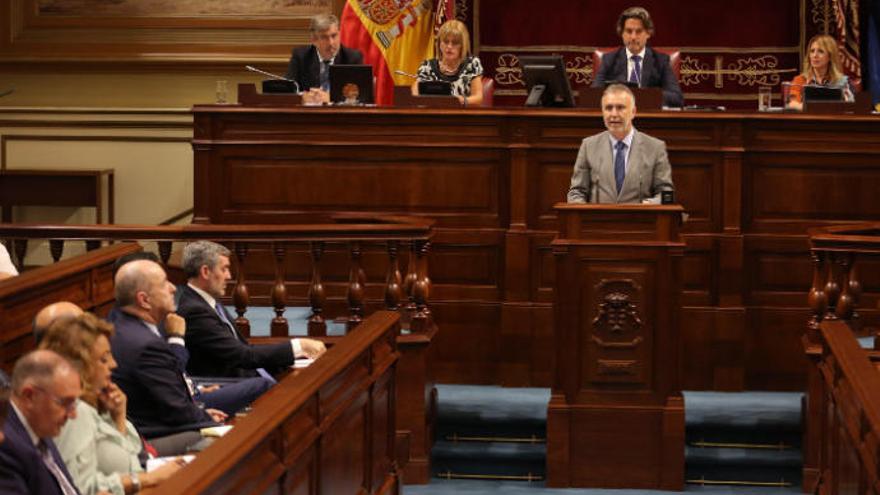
<box><xmin>191</xmin><ymin>105</ymin><xmax>880</xmax><ymax>391</ymax></box>
<box><xmin>0</xmin><ymin>169</ymin><xmax>114</xmax><ymax>224</ymax></box>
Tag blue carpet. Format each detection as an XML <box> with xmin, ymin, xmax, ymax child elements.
<box><xmin>403</xmin><ymin>478</ymin><xmax>801</xmax><ymax>494</ymax></box>
<box><xmin>423</xmin><ymin>385</ymin><xmax>803</xmax><ymax>494</ymax></box>
<box><xmin>237</xmin><ymin>306</ymin><xmax>348</xmax><ymax>336</ymax></box>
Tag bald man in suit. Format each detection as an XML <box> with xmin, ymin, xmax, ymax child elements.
<box><xmin>567</xmin><ymin>84</ymin><xmax>673</xmax><ymax>204</ymax></box>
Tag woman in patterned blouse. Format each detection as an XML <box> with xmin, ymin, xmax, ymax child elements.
<box><xmin>413</xmin><ymin>19</ymin><xmax>484</xmax><ymax>106</ymax></box>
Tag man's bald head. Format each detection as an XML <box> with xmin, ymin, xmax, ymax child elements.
<box><xmin>115</xmin><ymin>259</ymin><xmax>177</xmax><ymax>323</ymax></box>
<box><xmin>33</xmin><ymin>301</ymin><xmax>83</xmax><ymax>344</ymax></box>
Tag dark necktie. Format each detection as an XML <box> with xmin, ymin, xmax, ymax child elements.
<box><xmin>38</xmin><ymin>440</ymin><xmax>79</xmax><ymax>495</ymax></box>
<box><xmin>629</xmin><ymin>55</ymin><xmax>642</xmax><ymax>85</ymax></box>
<box><xmin>614</xmin><ymin>140</ymin><xmax>627</xmax><ymax>194</ymax></box>
<box><xmin>319</xmin><ymin>59</ymin><xmax>331</xmax><ymax>92</ymax></box>
<box><xmin>216</xmin><ymin>302</ymin><xmax>277</xmax><ymax>384</ymax></box>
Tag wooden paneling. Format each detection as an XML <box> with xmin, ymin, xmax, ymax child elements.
<box><xmin>147</xmin><ymin>311</ymin><xmax>401</xmax><ymax>495</ymax></box>
<box><xmin>193</xmin><ymin>106</ymin><xmax>880</xmax><ymax>390</ymax></box>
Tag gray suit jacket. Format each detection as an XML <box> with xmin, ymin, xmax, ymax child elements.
<box><xmin>566</xmin><ymin>129</ymin><xmax>674</xmax><ymax>204</ymax></box>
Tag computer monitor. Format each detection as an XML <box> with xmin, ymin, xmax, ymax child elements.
<box><xmin>519</xmin><ymin>55</ymin><xmax>574</xmax><ymax>107</ymax></box>
<box><xmin>329</xmin><ymin>64</ymin><xmax>374</xmax><ymax>105</ymax></box>
<box><xmin>804</xmin><ymin>85</ymin><xmax>844</xmax><ymax>102</ymax></box>
<box><xmin>418</xmin><ymin>80</ymin><xmax>453</xmax><ymax>96</ymax></box>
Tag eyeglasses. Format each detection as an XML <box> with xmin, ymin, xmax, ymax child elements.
<box><xmin>33</xmin><ymin>386</ymin><xmax>78</xmax><ymax>413</ymax></box>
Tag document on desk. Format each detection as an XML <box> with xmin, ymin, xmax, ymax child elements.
<box><xmin>146</xmin><ymin>455</ymin><xmax>195</xmax><ymax>472</ymax></box>
<box><xmin>293</xmin><ymin>358</ymin><xmax>315</xmax><ymax>369</ymax></box>
<box><xmin>200</xmin><ymin>425</ymin><xmax>233</xmax><ymax>437</ymax></box>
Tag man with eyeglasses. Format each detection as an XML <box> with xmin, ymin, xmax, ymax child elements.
<box><xmin>0</xmin><ymin>350</ymin><xmax>83</xmax><ymax>494</ymax></box>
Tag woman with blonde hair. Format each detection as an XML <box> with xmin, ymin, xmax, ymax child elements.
<box><xmin>40</xmin><ymin>312</ymin><xmax>182</xmax><ymax>495</ymax></box>
<box><xmin>413</xmin><ymin>19</ymin><xmax>484</xmax><ymax>106</ymax></box>
<box><xmin>786</xmin><ymin>34</ymin><xmax>855</xmax><ymax>109</ymax></box>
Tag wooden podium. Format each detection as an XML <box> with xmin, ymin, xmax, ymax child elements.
<box><xmin>546</xmin><ymin>203</ymin><xmax>685</xmax><ymax>490</ymax></box>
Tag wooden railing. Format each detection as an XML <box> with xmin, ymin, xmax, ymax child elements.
<box><xmin>803</xmin><ymin>223</ymin><xmax>880</xmax><ymax>494</ymax></box>
<box><xmin>0</xmin><ymin>216</ymin><xmax>438</xmax><ymax>484</ymax></box>
<box><xmin>0</xmin><ymin>242</ymin><xmax>141</xmax><ymax>371</ymax></box>
<box><xmin>0</xmin><ymin>215</ymin><xmax>435</xmax><ymax>336</ymax></box>
<box><xmin>143</xmin><ymin>311</ymin><xmax>401</xmax><ymax>495</ymax></box>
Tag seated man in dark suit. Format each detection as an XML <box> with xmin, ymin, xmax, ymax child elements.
<box><xmin>177</xmin><ymin>241</ymin><xmax>326</xmax><ymax>379</ymax></box>
<box><xmin>284</xmin><ymin>14</ymin><xmax>364</xmax><ymax>104</ymax></box>
<box><xmin>591</xmin><ymin>6</ymin><xmax>683</xmax><ymax>108</ymax></box>
<box><xmin>0</xmin><ymin>350</ymin><xmax>82</xmax><ymax>495</ymax></box>
<box><xmin>108</xmin><ymin>259</ymin><xmax>271</xmax><ymax>439</ymax></box>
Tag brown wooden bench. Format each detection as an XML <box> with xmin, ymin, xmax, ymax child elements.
<box><xmin>0</xmin><ymin>242</ymin><xmax>140</xmax><ymax>371</ymax></box>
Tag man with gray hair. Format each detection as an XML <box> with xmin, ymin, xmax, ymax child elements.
<box><xmin>0</xmin><ymin>350</ymin><xmax>81</xmax><ymax>495</ymax></box>
<box><xmin>108</xmin><ymin>259</ymin><xmax>271</xmax><ymax>440</ymax></box>
<box><xmin>568</xmin><ymin>84</ymin><xmax>674</xmax><ymax>204</ymax></box>
<box><xmin>177</xmin><ymin>241</ymin><xmax>325</xmax><ymax>379</ymax></box>
<box><xmin>284</xmin><ymin>13</ymin><xmax>364</xmax><ymax>103</ymax></box>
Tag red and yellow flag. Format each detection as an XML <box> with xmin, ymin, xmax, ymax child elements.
<box><xmin>340</xmin><ymin>0</ymin><xmax>441</xmax><ymax>105</ymax></box>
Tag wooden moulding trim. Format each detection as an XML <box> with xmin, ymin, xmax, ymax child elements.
<box><xmin>0</xmin><ymin>218</ymin><xmax>435</xmax><ymax>243</ymax></box>
<box><xmin>808</xmin><ymin>223</ymin><xmax>880</xmax><ymax>252</ymax></box>
<box><xmin>151</xmin><ymin>311</ymin><xmax>400</xmax><ymax>494</ymax></box>
<box><xmin>0</xmin><ymin>243</ymin><xmax>140</xmax><ymax>299</ymax></box>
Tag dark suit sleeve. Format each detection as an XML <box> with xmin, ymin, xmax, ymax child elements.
<box><xmin>591</xmin><ymin>53</ymin><xmax>613</xmax><ymax>88</ymax></box>
<box><xmin>136</xmin><ymin>342</ymin><xmax>212</xmax><ymax>424</ymax></box>
<box><xmin>186</xmin><ymin>306</ymin><xmax>295</xmax><ymax>370</ymax></box>
<box><xmin>656</xmin><ymin>54</ymin><xmax>683</xmax><ymax>107</ymax></box>
<box><xmin>0</xmin><ymin>445</ymin><xmax>31</xmax><ymax>494</ymax></box>
<box><xmin>284</xmin><ymin>48</ymin><xmax>301</xmax><ymax>83</ymax></box>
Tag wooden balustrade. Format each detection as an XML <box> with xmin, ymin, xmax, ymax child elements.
<box><xmin>0</xmin><ymin>216</ymin><xmax>435</xmax><ymax>338</ymax></box>
<box><xmin>803</xmin><ymin>223</ymin><xmax>880</xmax><ymax>492</ymax></box>
<box><xmin>143</xmin><ymin>311</ymin><xmax>402</xmax><ymax>495</ymax></box>
<box><xmin>0</xmin><ymin>217</ymin><xmax>439</xmax><ymax>483</ymax></box>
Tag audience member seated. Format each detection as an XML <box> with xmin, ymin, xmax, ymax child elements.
<box><xmin>34</xmin><ymin>302</ymin><xmax>84</xmax><ymax>345</ymax></box>
<box><xmin>284</xmin><ymin>14</ymin><xmax>364</xmax><ymax>105</ymax></box>
<box><xmin>41</xmin><ymin>313</ymin><xmax>183</xmax><ymax>495</ymax></box>
<box><xmin>786</xmin><ymin>34</ymin><xmax>855</xmax><ymax>110</ymax></box>
<box><xmin>413</xmin><ymin>19</ymin><xmax>484</xmax><ymax>106</ymax></box>
<box><xmin>0</xmin><ymin>243</ymin><xmax>18</xmax><ymax>280</ymax></box>
<box><xmin>0</xmin><ymin>350</ymin><xmax>82</xmax><ymax>495</ymax></box>
<box><xmin>567</xmin><ymin>84</ymin><xmax>674</xmax><ymax>204</ymax></box>
<box><xmin>108</xmin><ymin>260</ymin><xmax>270</xmax><ymax>439</ymax></box>
<box><xmin>178</xmin><ymin>241</ymin><xmax>325</xmax><ymax>380</ymax></box>
<box><xmin>590</xmin><ymin>6</ymin><xmax>683</xmax><ymax>108</ymax></box>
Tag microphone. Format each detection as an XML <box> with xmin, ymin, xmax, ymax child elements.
<box><xmin>590</xmin><ymin>177</ymin><xmax>599</xmax><ymax>203</ymax></box>
<box><xmin>245</xmin><ymin>66</ymin><xmax>300</xmax><ymax>93</ymax></box>
<box><xmin>394</xmin><ymin>70</ymin><xmax>418</xmax><ymax>79</ymax></box>
<box><xmin>0</xmin><ymin>88</ymin><xmax>13</xmax><ymax>99</ymax></box>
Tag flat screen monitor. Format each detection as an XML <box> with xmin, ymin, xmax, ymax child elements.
<box><xmin>262</xmin><ymin>80</ymin><xmax>298</xmax><ymax>94</ymax></box>
<box><xmin>804</xmin><ymin>85</ymin><xmax>844</xmax><ymax>102</ymax></box>
<box><xmin>519</xmin><ymin>55</ymin><xmax>574</xmax><ymax>107</ymax></box>
<box><xmin>329</xmin><ymin>64</ymin><xmax>374</xmax><ymax>105</ymax></box>
<box><xmin>418</xmin><ymin>80</ymin><xmax>452</xmax><ymax>96</ymax></box>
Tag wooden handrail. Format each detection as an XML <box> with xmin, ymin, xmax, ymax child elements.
<box><xmin>0</xmin><ymin>217</ymin><xmax>433</xmax><ymax>242</ymax></box>
<box><xmin>811</xmin><ymin>320</ymin><xmax>880</xmax><ymax>495</ymax></box>
<box><xmin>0</xmin><ymin>217</ymin><xmax>435</xmax><ymax>338</ymax></box>
<box><xmin>803</xmin><ymin>222</ymin><xmax>880</xmax><ymax>492</ymax></box>
<box><xmin>143</xmin><ymin>311</ymin><xmax>401</xmax><ymax>494</ymax></box>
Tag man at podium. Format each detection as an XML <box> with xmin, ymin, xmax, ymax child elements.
<box><xmin>567</xmin><ymin>84</ymin><xmax>674</xmax><ymax>204</ymax></box>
